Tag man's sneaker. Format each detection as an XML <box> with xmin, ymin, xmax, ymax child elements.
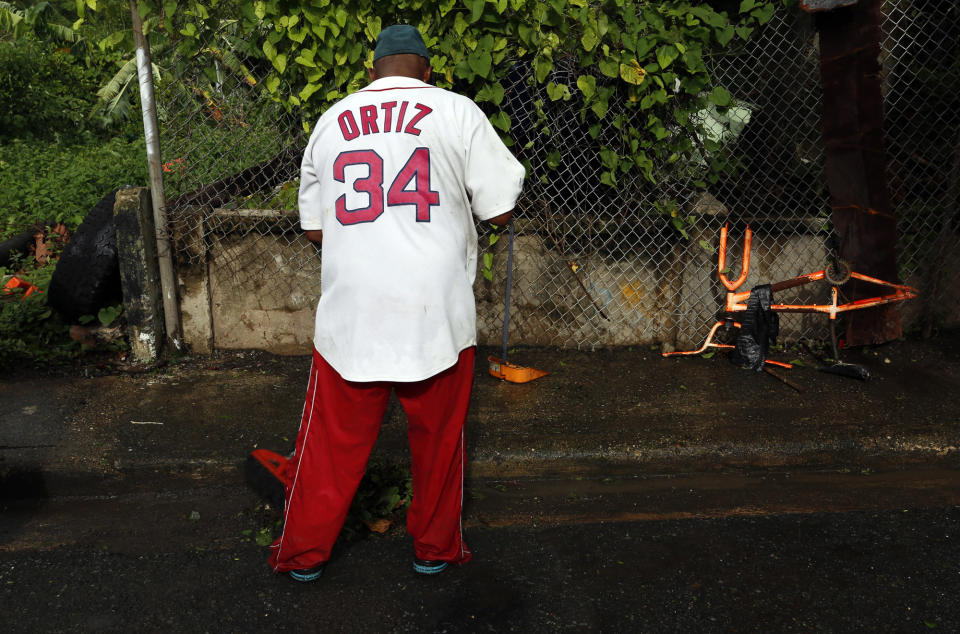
<box><xmin>289</xmin><ymin>562</ymin><xmax>325</xmax><ymax>582</ymax></box>
<box><xmin>413</xmin><ymin>559</ymin><xmax>448</xmax><ymax>575</ymax></box>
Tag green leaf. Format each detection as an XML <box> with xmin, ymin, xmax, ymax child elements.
<box><xmin>365</xmin><ymin>15</ymin><xmax>382</xmax><ymax>42</ymax></box>
<box><xmin>466</xmin><ymin>0</ymin><xmax>485</xmax><ymax>22</ymax></box>
<box><xmin>708</xmin><ymin>86</ymin><xmax>732</xmax><ymax>107</ymax></box>
<box><xmin>634</xmin><ymin>36</ymin><xmax>655</xmax><ymax>58</ymax></box>
<box><xmin>477</xmin><ymin>82</ymin><xmax>505</xmax><ymax>106</ymax></box>
<box><xmin>546</xmin><ymin>149</ymin><xmax>561</xmax><ymax>169</ymax></box>
<box><xmin>619</xmin><ymin>59</ymin><xmax>646</xmax><ymax>85</ymax></box>
<box><xmin>254</xmin><ymin>528</ymin><xmax>273</xmax><ymax>547</ymax></box>
<box><xmin>671</xmin><ymin>215</ymin><xmax>688</xmax><ymax>239</ymax></box>
<box><xmin>489</xmin><ymin>233</ymin><xmax>500</xmax><ymax>246</ymax></box>
<box><xmin>751</xmin><ymin>3</ymin><xmax>776</xmax><ymax>24</ymax></box>
<box><xmin>439</xmin><ymin>0</ymin><xmax>457</xmax><ymax>16</ymax></box>
<box><xmin>598</xmin><ymin>57</ymin><xmax>619</xmax><ymax>78</ymax></box>
<box><xmin>272</xmin><ymin>53</ymin><xmax>287</xmax><ymax>74</ymax></box>
<box><xmin>299</xmin><ymin>82</ymin><xmax>322</xmax><ymax>102</ymax></box>
<box><xmin>533</xmin><ymin>57</ymin><xmax>553</xmax><ymax>83</ymax></box>
<box><xmin>98</xmin><ymin>30</ymin><xmax>126</xmax><ymax>51</ymax></box>
<box><xmin>682</xmin><ymin>74</ymin><xmax>708</xmax><ymax>95</ymax></box>
<box><xmin>294</xmin><ymin>51</ymin><xmax>317</xmax><ymax>68</ymax></box>
<box><xmin>317</xmin><ymin>45</ymin><xmax>333</xmax><ymax>66</ymax></box>
<box><xmin>468</xmin><ymin>50</ymin><xmax>492</xmax><ymax>77</ymax></box>
<box><xmin>739</xmin><ymin>0</ymin><xmax>757</xmax><ymax>12</ymax></box>
<box><xmin>576</xmin><ymin>75</ymin><xmax>596</xmax><ymax>100</ymax></box>
<box><xmin>516</xmin><ymin>22</ymin><xmax>534</xmax><ymax>46</ymax></box>
<box><xmin>655</xmin><ymin>45</ymin><xmax>678</xmax><ymax>70</ymax></box>
<box><xmin>591</xmin><ymin>97</ymin><xmax>608</xmax><ymax>119</ymax></box>
<box><xmin>581</xmin><ymin>26</ymin><xmax>599</xmax><ymax>51</ymax></box>
<box><xmin>288</xmin><ymin>26</ymin><xmax>307</xmax><ymax>44</ymax></box>
<box><xmin>454</xmin><ymin>11</ymin><xmax>469</xmax><ymax>35</ymax></box>
<box><xmin>689</xmin><ymin>7</ymin><xmax>726</xmax><ymax>28</ymax></box>
<box><xmin>97</xmin><ymin>304</ymin><xmax>122</xmax><ymax>327</ymax></box>
<box><xmin>546</xmin><ymin>82</ymin><xmax>570</xmax><ymax>101</ymax></box>
<box><xmin>716</xmin><ymin>26</ymin><xmax>735</xmax><ymax>47</ymax></box>
<box><xmin>640</xmin><ymin>89</ymin><xmax>667</xmax><ymax>110</ymax></box>
<box><xmin>476</xmin><ymin>33</ymin><xmax>495</xmax><ymax>54</ymax></box>
<box><xmin>490</xmin><ymin>111</ymin><xmax>511</xmax><ymax>132</ymax></box>
<box><xmin>483</xmin><ymin>252</ymin><xmax>494</xmax><ymax>269</ymax></box>
<box><xmin>265</xmin><ymin>75</ymin><xmax>280</xmax><ymax>93</ymax></box>
<box><xmin>262</xmin><ymin>39</ymin><xmax>276</xmax><ymax>61</ymax></box>
<box><xmin>596</xmin><ymin>10</ymin><xmax>609</xmax><ymax>36</ymax></box>
<box><xmin>599</xmin><ymin>147</ymin><xmax>618</xmax><ymax>170</ymax></box>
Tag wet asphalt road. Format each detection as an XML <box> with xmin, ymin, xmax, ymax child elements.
<box><xmin>2</xmin><ymin>333</ymin><xmax>958</xmax><ymax>631</ymax></box>
<box><xmin>2</xmin><ymin>470</ymin><xmax>959</xmax><ymax>632</ymax></box>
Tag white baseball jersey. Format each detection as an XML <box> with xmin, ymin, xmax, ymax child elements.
<box><xmin>298</xmin><ymin>75</ymin><xmax>526</xmax><ymax>382</ymax></box>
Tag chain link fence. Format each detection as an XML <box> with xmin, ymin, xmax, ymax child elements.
<box><xmin>157</xmin><ymin>1</ymin><xmax>959</xmax><ymax>351</ymax></box>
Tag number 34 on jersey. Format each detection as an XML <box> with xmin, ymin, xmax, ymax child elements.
<box><xmin>334</xmin><ymin>147</ymin><xmax>439</xmax><ymax>226</ymax></box>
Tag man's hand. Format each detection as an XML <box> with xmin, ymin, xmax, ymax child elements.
<box><xmin>488</xmin><ymin>210</ymin><xmax>513</xmax><ymax>227</ymax></box>
<box><xmin>306</xmin><ymin>230</ymin><xmax>323</xmax><ymax>244</ymax></box>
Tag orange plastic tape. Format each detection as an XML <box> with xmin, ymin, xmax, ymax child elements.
<box><xmin>3</xmin><ymin>276</ymin><xmax>40</xmax><ymax>299</ymax></box>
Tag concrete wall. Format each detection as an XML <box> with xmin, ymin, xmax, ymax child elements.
<box><xmin>173</xmin><ymin>208</ymin><xmax>960</xmax><ymax>354</ymax></box>
<box><xmin>474</xmin><ymin>226</ymin><xmax>837</xmax><ymax>349</ymax></box>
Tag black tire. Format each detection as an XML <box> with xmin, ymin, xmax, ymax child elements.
<box><xmin>825</xmin><ymin>259</ymin><xmax>852</xmax><ymax>286</ymax></box>
<box><xmin>47</xmin><ymin>190</ymin><xmax>123</xmax><ymax>322</ymax></box>
<box><xmin>0</xmin><ymin>227</ymin><xmax>38</xmax><ymax>269</ymax></box>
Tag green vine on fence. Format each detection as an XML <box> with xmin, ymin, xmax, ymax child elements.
<box><xmin>113</xmin><ymin>0</ymin><xmax>780</xmax><ymax>227</ymax></box>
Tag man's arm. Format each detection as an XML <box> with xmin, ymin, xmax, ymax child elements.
<box><xmin>463</xmin><ymin>101</ymin><xmax>525</xmax><ymax>225</ymax></box>
<box><xmin>306</xmin><ymin>230</ymin><xmax>323</xmax><ymax>244</ymax></box>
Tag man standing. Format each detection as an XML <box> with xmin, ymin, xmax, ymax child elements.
<box><xmin>269</xmin><ymin>24</ymin><xmax>525</xmax><ymax>581</ymax></box>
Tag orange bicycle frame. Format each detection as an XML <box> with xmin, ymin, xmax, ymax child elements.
<box><xmin>664</xmin><ymin>223</ymin><xmax>918</xmax><ymax>364</ymax></box>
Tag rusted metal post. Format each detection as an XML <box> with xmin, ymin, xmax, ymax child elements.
<box><xmin>809</xmin><ymin>0</ymin><xmax>902</xmax><ymax>346</ymax></box>
<box><xmin>114</xmin><ymin>187</ymin><xmax>164</xmax><ymax>362</ymax></box>
<box><xmin>130</xmin><ymin>0</ymin><xmax>183</xmax><ymax>350</ymax></box>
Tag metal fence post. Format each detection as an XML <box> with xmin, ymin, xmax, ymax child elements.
<box><xmin>130</xmin><ymin>0</ymin><xmax>183</xmax><ymax>351</ymax></box>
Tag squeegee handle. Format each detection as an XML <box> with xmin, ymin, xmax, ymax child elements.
<box><xmin>501</xmin><ymin>218</ymin><xmax>515</xmax><ymax>364</ymax></box>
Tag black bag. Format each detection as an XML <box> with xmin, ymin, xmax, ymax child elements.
<box><xmin>730</xmin><ymin>284</ymin><xmax>779</xmax><ymax>371</ymax></box>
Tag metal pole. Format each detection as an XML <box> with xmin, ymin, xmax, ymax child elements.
<box><xmin>130</xmin><ymin>0</ymin><xmax>183</xmax><ymax>350</ymax></box>
<box><xmin>501</xmin><ymin>219</ymin><xmax>514</xmax><ymax>364</ymax></box>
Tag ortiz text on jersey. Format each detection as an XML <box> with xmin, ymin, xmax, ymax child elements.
<box><xmin>337</xmin><ymin>101</ymin><xmax>434</xmax><ymax>141</ymax></box>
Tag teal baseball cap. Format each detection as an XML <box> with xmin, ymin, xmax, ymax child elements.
<box><xmin>373</xmin><ymin>24</ymin><xmax>430</xmax><ymax>62</ymax></box>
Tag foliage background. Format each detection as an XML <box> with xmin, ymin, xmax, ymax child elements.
<box><xmin>0</xmin><ymin>0</ymin><xmax>148</xmax><ymax>364</ymax></box>
<box><xmin>164</xmin><ymin>0</ymin><xmax>779</xmax><ymax>203</ymax></box>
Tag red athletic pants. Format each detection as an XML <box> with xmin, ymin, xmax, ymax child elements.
<box><xmin>269</xmin><ymin>346</ymin><xmax>475</xmax><ymax>572</ymax></box>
